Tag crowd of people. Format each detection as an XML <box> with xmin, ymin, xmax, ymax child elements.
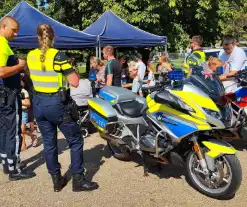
<box><xmin>86</xmin><ymin>34</ymin><xmax>247</xmax><ymax>97</ymax></box>
<box><xmin>0</xmin><ymin>14</ymin><xmax>246</xmax><ymax>194</ymax></box>
<box><xmin>83</xmin><ymin>48</ymin><xmax>174</xmax><ymax>98</ymax></box>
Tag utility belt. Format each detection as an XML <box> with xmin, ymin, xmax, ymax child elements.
<box><xmin>0</xmin><ymin>86</ymin><xmax>20</xmax><ymax>106</ymax></box>
<box><xmin>34</xmin><ymin>87</ymin><xmax>79</xmax><ymax>121</ymax></box>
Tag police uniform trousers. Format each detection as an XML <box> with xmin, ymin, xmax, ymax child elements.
<box><xmin>32</xmin><ymin>93</ymin><xmax>84</xmax><ymax>175</ymax></box>
<box><xmin>0</xmin><ymin>93</ymin><xmax>22</xmax><ymax>172</ymax></box>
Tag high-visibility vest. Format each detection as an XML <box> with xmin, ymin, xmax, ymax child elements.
<box><xmin>27</xmin><ymin>48</ymin><xmax>68</xmax><ymax>93</ymax></box>
<box><xmin>184</xmin><ymin>50</ymin><xmax>206</xmax><ymax>72</ymax></box>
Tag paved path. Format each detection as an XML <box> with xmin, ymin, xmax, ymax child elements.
<box><xmin>0</xmin><ymin>133</ymin><xmax>247</xmax><ymax>207</ymax></box>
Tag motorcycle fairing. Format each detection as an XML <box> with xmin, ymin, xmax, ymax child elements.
<box><xmin>234</xmin><ymin>87</ymin><xmax>247</xmax><ymax>107</ymax></box>
<box><xmin>171</xmin><ymin>90</ymin><xmax>219</xmax><ymax>113</ymax></box>
<box><xmin>147</xmin><ymin>100</ymin><xmax>211</xmax><ymax>131</ymax></box>
<box><xmin>152</xmin><ymin>112</ymin><xmax>198</xmax><ymax>138</ymax></box>
<box><xmin>202</xmin><ymin>140</ymin><xmax>237</xmax><ymax>158</ymax></box>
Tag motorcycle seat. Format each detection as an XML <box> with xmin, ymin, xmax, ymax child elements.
<box><xmin>116</xmin><ymin>100</ymin><xmax>147</xmax><ymax>118</ymax></box>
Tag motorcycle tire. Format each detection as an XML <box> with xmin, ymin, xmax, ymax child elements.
<box><xmin>107</xmin><ymin>141</ymin><xmax>131</xmax><ymax>161</ymax></box>
<box><xmin>186</xmin><ymin>151</ymin><xmax>242</xmax><ymax>200</ymax></box>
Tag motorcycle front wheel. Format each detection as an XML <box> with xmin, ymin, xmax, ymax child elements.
<box><xmin>186</xmin><ymin>151</ymin><xmax>242</xmax><ymax>200</ymax></box>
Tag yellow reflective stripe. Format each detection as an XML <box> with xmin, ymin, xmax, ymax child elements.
<box><xmin>34</xmin><ymin>86</ymin><xmax>59</xmax><ymax>93</ymax></box>
<box><xmin>61</xmin><ymin>63</ymin><xmax>72</xmax><ymax>70</ymax></box>
<box><xmin>30</xmin><ymin>74</ymin><xmax>59</xmax><ymax>82</ymax></box>
<box><xmin>54</xmin><ymin>65</ymin><xmax>61</xmax><ymax>71</ymax></box>
<box><xmin>29</xmin><ymin>67</ymin><xmax>56</xmax><ymax>72</ymax></box>
<box><xmin>54</xmin><ymin>60</ymin><xmax>67</xmax><ymax>65</ymax></box>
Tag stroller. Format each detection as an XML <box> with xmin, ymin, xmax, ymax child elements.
<box><xmin>70</xmin><ymin>79</ymin><xmax>94</xmax><ymax>138</ymax></box>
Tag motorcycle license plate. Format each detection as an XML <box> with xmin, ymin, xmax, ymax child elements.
<box><xmin>89</xmin><ymin>110</ymin><xmax>108</xmax><ymax>130</ymax></box>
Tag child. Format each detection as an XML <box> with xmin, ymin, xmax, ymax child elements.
<box><xmin>207</xmin><ymin>56</ymin><xmax>223</xmax><ymax>72</ymax></box>
<box><xmin>142</xmin><ymin>63</ymin><xmax>156</xmax><ymax>88</ymax></box>
<box><xmin>21</xmin><ymin>81</ymin><xmax>37</xmax><ymax>151</ymax></box>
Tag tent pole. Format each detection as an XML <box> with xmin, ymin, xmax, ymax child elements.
<box><xmin>165</xmin><ymin>45</ymin><xmax>167</xmax><ymax>53</ymax></box>
<box><xmin>96</xmin><ymin>47</ymin><xmax>99</xmax><ymax>58</ymax></box>
<box><xmin>99</xmin><ymin>46</ymin><xmax>102</xmax><ymax>60</ymax></box>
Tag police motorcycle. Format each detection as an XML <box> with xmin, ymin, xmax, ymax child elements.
<box><xmin>76</xmin><ymin>69</ymin><xmax>98</xmax><ymax>137</ymax></box>
<box><xmin>88</xmin><ymin>70</ymin><xmax>242</xmax><ymax>199</ymax></box>
<box><xmin>185</xmin><ymin>55</ymin><xmax>247</xmax><ymax>141</ymax></box>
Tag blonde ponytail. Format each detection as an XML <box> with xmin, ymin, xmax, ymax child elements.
<box><xmin>37</xmin><ymin>24</ymin><xmax>55</xmax><ymax>71</ymax></box>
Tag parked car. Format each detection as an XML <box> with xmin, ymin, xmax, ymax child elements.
<box><xmin>203</xmin><ymin>48</ymin><xmax>221</xmax><ymax>60</ymax></box>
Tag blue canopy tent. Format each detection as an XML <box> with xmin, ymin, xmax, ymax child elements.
<box><xmin>83</xmin><ymin>10</ymin><xmax>167</xmax><ymax>48</ymax></box>
<box><xmin>2</xmin><ymin>1</ymin><xmax>97</xmax><ymax>49</ymax></box>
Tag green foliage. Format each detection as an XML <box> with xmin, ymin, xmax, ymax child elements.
<box><xmin>218</xmin><ymin>0</ymin><xmax>247</xmax><ymax>41</ymax></box>
<box><xmin>0</xmin><ymin>0</ymin><xmax>38</xmax><ymax>18</ymax></box>
<box><xmin>1</xmin><ymin>0</ymin><xmax>247</xmax><ymax>53</ymax></box>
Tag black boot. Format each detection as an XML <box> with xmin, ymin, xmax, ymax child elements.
<box><xmin>2</xmin><ymin>163</ymin><xmax>9</xmax><ymax>174</ymax></box>
<box><xmin>3</xmin><ymin>162</ymin><xmax>27</xmax><ymax>175</ymax></box>
<box><xmin>72</xmin><ymin>174</ymin><xmax>99</xmax><ymax>192</ymax></box>
<box><xmin>9</xmin><ymin>169</ymin><xmax>36</xmax><ymax>181</ymax></box>
<box><xmin>51</xmin><ymin>173</ymin><xmax>65</xmax><ymax>192</ymax></box>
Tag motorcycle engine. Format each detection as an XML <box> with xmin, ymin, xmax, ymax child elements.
<box><xmin>140</xmin><ymin>132</ymin><xmax>169</xmax><ymax>153</ymax></box>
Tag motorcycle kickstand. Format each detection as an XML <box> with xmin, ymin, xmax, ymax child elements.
<box><xmin>141</xmin><ymin>151</ymin><xmax>149</xmax><ymax>177</ymax></box>
<box><xmin>157</xmin><ymin>163</ymin><xmax>163</xmax><ymax>179</ymax></box>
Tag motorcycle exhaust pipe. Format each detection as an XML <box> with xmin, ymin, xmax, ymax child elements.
<box><xmin>99</xmin><ymin>132</ymin><xmax>126</xmax><ymax>146</ymax></box>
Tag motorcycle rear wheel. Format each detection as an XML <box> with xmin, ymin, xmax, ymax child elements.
<box><xmin>186</xmin><ymin>151</ymin><xmax>242</xmax><ymax>200</ymax></box>
<box><xmin>107</xmin><ymin>141</ymin><xmax>131</xmax><ymax>161</ymax></box>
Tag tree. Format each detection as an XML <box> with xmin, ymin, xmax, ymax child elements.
<box><xmin>0</xmin><ymin>0</ymin><xmax>39</xmax><ymax>18</ymax></box>
<box><xmin>44</xmin><ymin>0</ymin><xmax>225</xmax><ymax>51</ymax></box>
<box><xmin>3</xmin><ymin>0</ymin><xmax>247</xmax><ymax>52</ymax></box>
<box><xmin>217</xmin><ymin>0</ymin><xmax>247</xmax><ymax>41</ymax></box>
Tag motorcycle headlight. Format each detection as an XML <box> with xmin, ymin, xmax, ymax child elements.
<box><xmin>177</xmin><ymin>99</ymin><xmax>195</xmax><ymax>113</ymax></box>
<box><xmin>203</xmin><ymin>107</ymin><xmax>221</xmax><ymax>119</ymax></box>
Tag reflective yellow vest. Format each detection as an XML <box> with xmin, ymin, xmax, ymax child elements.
<box><xmin>27</xmin><ymin>48</ymin><xmax>68</xmax><ymax>93</ymax></box>
<box><xmin>183</xmin><ymin>50</ymin><xmax>206</xmax><ymax>73</ymax></box>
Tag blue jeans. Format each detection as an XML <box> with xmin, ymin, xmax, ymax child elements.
<box><xmin>32</xmin><ymin>94</ymin><xmax>83</xmax><ymax>175</ymax></box>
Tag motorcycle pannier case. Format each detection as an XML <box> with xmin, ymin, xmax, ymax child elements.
<box><xmin>88</xmin><ymin>98</ymin><xmax>118</xmax><ymax>132</ymax></box>
<box><xmin>99</xmin><ymin>86</ymin><xmax>136</xmax><ymax>104</ymax></box>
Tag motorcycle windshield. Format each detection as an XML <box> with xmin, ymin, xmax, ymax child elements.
<box><xmin>186</xmin><ymin>54</ymin><xmax>226</xmax><ymax>105</ymax></box>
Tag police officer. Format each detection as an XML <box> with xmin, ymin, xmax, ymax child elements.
<box><xmin>0</xmin><ymin>16</ymin><xmax>35</xmax><ymax>180</ymax></box>
<box><xmin>184</xmin><ymin>35</ymin><xmax>206</xmax><ymax>74</ymax></box>
<box><xmin>27</xmin><ymin>23</ymin><xmax>98</xmax><ymax>192</ymax></box>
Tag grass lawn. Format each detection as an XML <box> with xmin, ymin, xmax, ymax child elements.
<box><xmin>170</xmin><ymin>58</ymin><xmax>184</xmax><ymax>69</ymax></box>
<box><xmin>78</xmin><ymin>63</ymin><xmax>86</xmax><ymax>74</ymax></box>
<box><xmin>78</xmin><ymin>63</ymin><xmax>88</xmax><ymax>79</ymax></box>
